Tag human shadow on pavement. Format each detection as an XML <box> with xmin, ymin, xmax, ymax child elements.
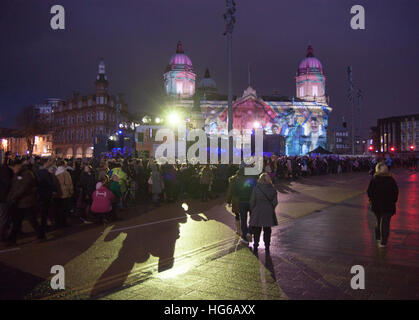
<box><xmin>89</xmin><ymin>205</ymin><xmax>190</xmax><ymax>298</ymax></box>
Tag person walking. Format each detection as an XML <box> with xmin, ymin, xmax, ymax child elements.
<box><xmin>367</xmin><ymin>162</ymin><xmax>399</xmax><ymax>248</ymax></box>
<box><xmin>7</xmin><ymin>159</ymin><xmax>45</xmax><ymax>246</ymax></box>
<box><xmin>54</xmin><ymin>160</ymin><xmax>74</xmax><ymax>228</ymax></box>
<box><xmin>249</xmin><ymin>173</ymin><xmax>278</xmax><ymax>252</ymax></box>
<box><xmin>231</xmin><ymin>166</ymin><xmax>257</xmax><ymax>244</ymax></box>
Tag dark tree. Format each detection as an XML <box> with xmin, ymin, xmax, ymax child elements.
<box><xmin>15</xmin><ymin>106</ymin><xmax>43</xmax><ymax>157</ymax></box>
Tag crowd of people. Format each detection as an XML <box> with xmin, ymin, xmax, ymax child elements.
<box><xmin>0</xmin><ymin>151</ymin><xmax>415</xmax><ymax>248</ymax></box>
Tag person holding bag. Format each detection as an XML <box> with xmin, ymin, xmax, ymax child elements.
<box><xmin>249</xmin><ymin>173</ymin><xmax>278</xmax><ymax>252</ymax></box>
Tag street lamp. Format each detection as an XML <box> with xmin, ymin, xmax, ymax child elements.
<box><xmin>224</xmin><ymin>0</ymin><xmax>236</xmax><ymax>164</ymax></box>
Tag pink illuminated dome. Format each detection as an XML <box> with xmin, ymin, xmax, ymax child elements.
<box><xmin>298</xmin><ymin>45</ymin><xmax>323</xmax><ymax>74</ymax></box>
<box><xmin>166</xmin><ymin>41</ymin><xmax>193</xmax><ymax>72</ymax></box>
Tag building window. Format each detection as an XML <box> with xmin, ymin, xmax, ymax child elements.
<box><xmin>312</xmin><ymin>86</ymin><xmax>318</xmax><ymax>97</ymax></box>
<box><xmin>299</xmin><ymin>87</ymin><xmax>304</xmax><ymax>97</ymax></box>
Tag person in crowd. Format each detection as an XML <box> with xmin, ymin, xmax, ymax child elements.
<box><xmin>90</xmin><ymin>177</ymin><xmax>115</xmax><ymax>224</ymax></box>
<box><xmin>150</xmin><ymin>164</ymin><xmax>164</xmax><ymax>206</ymax></box>
<box><xmin>230</xmin><ymin>166</ymin><xmax>257</xmax><ymax>244</ymax></box>
<box><xmin>54</xmin><ymin>160</ymin><xmax>74</xmax><ymax>228</ymax></box>
<box><xmin>367</xmin><ymin>162</ymin><xmax>399</xmax><ymax>248</ymax></box>
<box><xmin>199</xmin><ymin>164</ymin><xmax>213</xmax><ymax>202</ymax></box>
<box><xmin>109</xmin><ymin>161</ymin><xmax>128</xmax><ymax>207</ymax></box>
<box><xmin>35</xmin><ymin>158</ymin><xmax>57</xmax><ymax>231</ymax></box>
<box><xmin>249</xmin><ymin>173</ymin><xmax>278</xmax><ymax>252</ymax></box>
<box><xmin>0</xmin><ymin>152</ymin><xmax>13</xmax><ymax>241</ymax></box>
<box><xmin>79</xmin><ymin>164</ymin><xmax>97</xmax><ymax>222</ymax></box>
<box><xmin>7</xmin><ymin>158</ymin><xmax>45</xmax><ymax>246</ymax></box>
<box><xmin>109</xmin><ymin>174</ymin><xmax>122</xmax><ymax>220</ymax></box>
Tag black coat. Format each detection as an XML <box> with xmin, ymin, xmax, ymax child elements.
<box><xmin>0</xmin><ymin>164</ymin><xmax>13</xmax><ymax>203</ymax></box>
<box><xmin>367</xmin><ymin>174</ymin><xmax>399</xmax><ymax>215</ymax></box>
<box><xmin>80</xmin><ymin>172</ymin><xmax>96</xmax><ymax>199</ymax></box>
<box><xmin>35</xmin><ymin>167</ymin><xmax>56</xmax><ymax>201</ymax></box>
<box><xmin>231</xmin><ymin>174</ymin><xmax>258</xmax><ymax>203</ymax></box>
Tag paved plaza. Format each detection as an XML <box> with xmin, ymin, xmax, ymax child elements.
<box><xmin>0</xmin><ymin>169</ymin><xmax>418</xmax><ymax>300</ymax></box>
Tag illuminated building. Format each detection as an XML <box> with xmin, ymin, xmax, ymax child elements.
<box><xmin>160</xmin><ymin>43</ymin><xmax>332</xmax><ymax>156</ymax></box>
<box><xmin>163</xmin><ymin>41</ymin><xmax>196</xmax><ymax>99</ymax></box>
<box><xmin>51</xmin><ymin>59</ymin><xmax>129</xmax><ymax>158</ymax></box>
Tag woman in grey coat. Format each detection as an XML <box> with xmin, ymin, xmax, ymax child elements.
<box><xmin>150</xmin><ymin>164</ymin><xmax>164</xmax><ymax>205</ymax></box>
<box><xmin>250</xmin><ymin>173</ymin><xmax>278</xmax><ymax>251</ymax></box>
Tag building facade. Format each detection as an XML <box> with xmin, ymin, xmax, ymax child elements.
<box><xmin>148</xmin><ymin>42</ymin><xmax>332</xmax><ymax>156</ymax></box>
<box><xmin>52</xmin><ymin>59</ymin><xmax>129</xmax><ymax>158</ymax></box>
<box><xmin>377</xmin><ymin>114</ymin><xmax>419</xmax><ymax>154</ymax></box>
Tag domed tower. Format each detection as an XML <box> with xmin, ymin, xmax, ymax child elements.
<box><xmin>198</xmin><ymin>68</ymin><xmax>217</xmax><ymax>94</ymax></box>
<box><xmin>296</xmin><ymin>45</ymin><xmax>326</xmax><ymax>103</ymax></box>
<box><xmin>164</xmin><ymin>41</ymin><xmax>196</xmax><ymax>99</ymax></box>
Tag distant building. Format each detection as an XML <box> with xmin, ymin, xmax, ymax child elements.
<box><xmin>51</xmin><ymin>59</ymin><xmax>129</xmax><ymax>158</ymax></box>
<box><xmin>377</xmin><ymin>114</ymin><xmax>419</xmax><ymax>154</ymax></box>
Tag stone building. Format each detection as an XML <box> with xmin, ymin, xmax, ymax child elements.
<box><xmin>52</xmin><ymin>59</ymin><xmax>129</xmax><ymax>158</ymax></box>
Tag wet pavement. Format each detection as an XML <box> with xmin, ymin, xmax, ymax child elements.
<box><xmin>0</xmin><ymin>169</ymin><xmax>418</xmax><ymax>300</ymax></box>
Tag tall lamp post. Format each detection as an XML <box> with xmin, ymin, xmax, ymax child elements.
<box><xmin>224</xmin><ymin>0</ymin><xmax>236</xmax><ymax>164</ymax></box>
<box><xmin>347</xmin><ymin>66</ymin><xmax>355</xmax><ymax>155</ymax></box>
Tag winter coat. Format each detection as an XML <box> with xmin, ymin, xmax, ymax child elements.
<box><xmin>367</xmin><ymin>174</ymin><xmax>399</xmax><ymax>215</ymax></box>
<box><xmin>249</xmin><ymin>183</ymin><xmax>278</xmax><ymax>227</ymax></box>
<box><xmin>151</xmin><ymin>169</ymin><xmax>163</xmax><ymax>194</ymax></box>
<box><xmin>0</xmin><ymin>164</ymin><xmax>13</xmax><ymax>203</ymax></box>
<box><xmin>35</xmin><ymin>167</ymin><xmax>56</xmax><ymax>201</ymax></box>
<box><xmin>199</xmin><ymin>167</ymin><xmax>213</xmax><ymax>185</ymax></box>
<box><xmin>226</xmin><ymin>174</ymin><xmax>240</xmax><ymax>214</ymax></box>
<box><xmin>110</xmin><ymin>167</ymin><xmax>128</xmax><ymax>193</ymax></box>
<box><xmin>109</xmin><ymin>181</ymin><xmax>122</xmax><ymax>203</ymax></box>
<box><xmin>7</xmin><ymin>167</ymin><xmax>38</xmax><ymax>209</ymax></box>
<box><xmin>55</xmin><ymin>166</ymin><xmax>74</xmax><ymax>199</ymax></box>
<box><xmin>91</xmin><ymin>184</ymin><xmax>115</xmax><ymax>213</ymax></box>
<box><xmin>231</xmin><ymin>174</ymin><xmax>257</xmax><ymax>203</ymax></box>
<box><xmin>80</xmin><ymin>172</ymin><xmax>97</xmax><ymax>200</ymax></box>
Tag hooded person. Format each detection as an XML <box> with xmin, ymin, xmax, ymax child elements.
<box><xmin>91</xmin><ymin>178</ymin><xmax>115</xmax><ymax>223</ymax></box>
<box><xmin>249</xmin><ymin>173</ymin><xmax>278</xmax><ymax>252</ymax></box>
<box><xmin>367</xmin><ymin>162</ymin><xmax>399</xmax><ymax>248</ymax></box>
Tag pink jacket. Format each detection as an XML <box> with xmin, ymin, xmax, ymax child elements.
<box><xmin>91</xmin><ymin>184</ymin><xmax>115</xmax><ymax>213</ymax></box>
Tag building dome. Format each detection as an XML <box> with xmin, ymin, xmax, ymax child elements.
<box><xmin>198</xmin><ymin>68</ymin><xmax>217</xmax><ymax>89</ymax></box>
<box><xmin>298</xmin><ymin>45</ymin><xmax>323</xmax><ymax>74</ymax></box>
<box><xmin>167</xmin><ymin>41</ymin><xmax>193</xmax><ymax>71</ymax></box>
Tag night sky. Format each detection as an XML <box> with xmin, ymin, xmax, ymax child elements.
<box><xmin>1</xmin><ymin>0</ymin><xmax>418</xmax><ymax>137</ymax></box>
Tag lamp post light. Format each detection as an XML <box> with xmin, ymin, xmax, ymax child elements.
<box><xmin>224</xmin><ymin>0</ymin><xmax>236</xmax><ymax>164</ymax></box>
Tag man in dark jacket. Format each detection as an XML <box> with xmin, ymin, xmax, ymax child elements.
<box><xmin>79</xmin><ymin>165</ymin><xmax>97</xmax><ymax>221</ymax></box>
<box><xmin>0</xmin><ymin>152</ymin><xmax>13</xmax><ymax>241</ymax></box>
<box><xmin>35</xmin><ymin>158</ymin><xmax>57</xmax><ymax>231</ymax></box>
<box><xmin>367</xmin><ymin>162</ymin><xmax>399</xmax><ymax>248</ymax></box>
<box><xmin>7</xmin><ymin>159</ymin><xmax>45</xmax><ymax>246</ymax></box>
<box><xmin>231</xmin><ymin>167</ymin><xmax>257</xmax><ymax>244</ymax></box>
